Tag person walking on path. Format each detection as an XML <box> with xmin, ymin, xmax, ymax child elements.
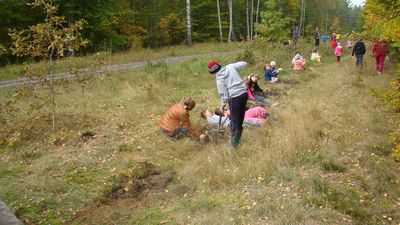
<box><xmin>335</xmin><ymin>42</ymin><xmax>343</xmax><ymax>64</ymax></box>
<box><xmin>352</xmin><ymin>39</ymin><xmax>366</xmax><ymax>68</ymax></box>
<box><xmin>293</xmin><ymin>26</ymin><xmax>299</xmax><ymax>46</ymax></box>
<box><xmin>158</xmin><ymin>98</ymin><xmax>208</xmax><ymax>141</ymax></box>
<box><xmin>208</xmin><ymin>60</ymin><xmax>248</xmax><ymax>148</ymax></box>
<box><xmin>314</xmin><ymin>27</ymin><xmax>320</xmax><ymax>46</ymax></box>
<box><xmin>372</xmin><ymin>41</ymin><xmax>389</xmax><ymax>74</ymax></box>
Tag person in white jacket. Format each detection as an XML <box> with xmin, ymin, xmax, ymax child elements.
<box><xmin>207</xmin><ymin>60</ymin><xmax>248</xmax><ymax>148</ymax></box>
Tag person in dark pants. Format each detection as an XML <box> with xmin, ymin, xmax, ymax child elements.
<box><xmin>314</xmin><ymin>27</ymin><xmax>320</xmax><ymax>46</ymax></box>
<box><xmin>352</xmin><ymin>39</ymin><xmax>366</xmax><ymax>68</ymax></box>
<box><xmin>208</xmin><ymin>60</ymin><xmax>248</xmax><ymax>148</ymax></box>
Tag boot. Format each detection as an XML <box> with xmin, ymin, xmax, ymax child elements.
<box><xmin>237</xmin><ymin>128</ymin><xmax>243</xmax><ymax>142</ymax></box>
<box><xmin>230</xmin><ymin>135</ymin><xmax>240</xmax><ymax>149</ymax></box>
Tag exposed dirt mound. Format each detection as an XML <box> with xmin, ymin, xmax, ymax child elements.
<box><xmin>107</xmin><ymin>162</ymin><xmax>173</xmax><ymax>200</ymax></box>
<box><xmin>68</xmin><ymin>162</ymin><xmax>178</xmax><ymax>224</ymax></box>
<box><xmin>281</xmin><ymin>78</ymin><xmax>300</xmax><ymax>85</ymax></box>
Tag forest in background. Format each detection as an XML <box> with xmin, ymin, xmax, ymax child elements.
<box><xmin>0</xmin><ymin>0</ymin><xmax>362</xmax><ymax>65</ymax></box>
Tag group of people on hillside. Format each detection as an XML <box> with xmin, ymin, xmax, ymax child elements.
<box><xmin>158</xmin><ymin>60</ymin><xmax>281</xmax><ymax>148</ymax></box>
<box><xmin>158</xmin><ymin>27</ymin><xmax>391</xmax><ymax>149</ymax></box>
<box><xmin>310</xmin><ymin>27</ymin><xmax>390</xmax><ymax>73</ymax></box>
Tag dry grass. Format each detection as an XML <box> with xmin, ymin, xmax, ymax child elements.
<box><xmin>0</xmin><ymin>40</ymin><xmax>399</xmax><ymax>225</ymax></box>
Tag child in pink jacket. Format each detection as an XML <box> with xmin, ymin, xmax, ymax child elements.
<box><xmin>225</xmin><ymin>106</ymin><xmax>268</xmax><ymax>125</ymax></box>
<box><xmin>335</xmin><ymin>42</ymin><xmax>343</xmax><ymax>64</ymax></box>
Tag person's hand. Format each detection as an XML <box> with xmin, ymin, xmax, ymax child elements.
<box><xmin>219</xmin><ymin>106</ymin><xmax>225</xmax><ymax>115</ymax></box>
<box><xmin>278</xmin><ymin>68</ymin><xmax>283</xmax><ymax>72</ymax></box>
<box><xmin>200</xmin><ymin>134</ymin><xmax>209</xmax><ymax>142</ymax></box>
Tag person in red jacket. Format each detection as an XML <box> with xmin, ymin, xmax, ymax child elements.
<box><xmin>372</xmin><ymin>41</ymin><xmax>389</xmax><ymax>74</ymax></box>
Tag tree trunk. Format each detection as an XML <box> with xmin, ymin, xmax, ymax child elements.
<box><xmin>304</xmin><ymin>0</ymin><xmax>306</xmax><ymax>33</ymax></box>
<box><xmin>299</xmin><ymin>0</ymin><xmax>304</xmax><ymax>35</ymax></box>
<box><xmin>186</xmin><ymin>0</ymin><xmax>192</xmax><ymax>47</ymax></box>
<box><xmin>49</xmin><ymin>48</ymin><xmax>56</xmax><ymax>133</ymax></box>
<box><xmin>255</xmin><ymin>0</ymin><xmax>260</xmax><ymax>36</ymax></box>
<box><xmin>246</xmin><ymin>0</ymin><xmax>250</xmax><ymax>40</ymax></box>
<box><xmin>217</xmin><ymin>0</ymin><xmax>223</xmax><ymax>42</ymax></box>
<box><xmin>228</xmin><ymin>0</ymin><xmax>235</xmax><ymax>42</ymax></box>
<box><xmin>250</xmin><ymin>0</ymin><xmax>254</xmax><ymax>39</ymax></box>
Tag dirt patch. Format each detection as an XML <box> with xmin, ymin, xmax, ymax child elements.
<box><xmin>107</xmin><ymin>162</ymin><xmax>173</xmax><ymax>200</ymax></box>
<box><xmin>68</xmin><ymin>162</ymin><xmax>175</xmax><ymax>224</ymax></box>
<box><xmin>281</xmin><ymin>78</ymin><xmax>300</xmax><ymax>85</ymax></box>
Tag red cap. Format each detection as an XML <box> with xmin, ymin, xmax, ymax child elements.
<box><xmin>208</xmin><ymin>60</ymin><xmax>221</xmax><ymax>74</ymax></box>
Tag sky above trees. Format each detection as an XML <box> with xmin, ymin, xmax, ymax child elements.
<box><xmin>350</xmin><ymin>0</ymin><xmax>365</xmax><ymax>6</ymax></box>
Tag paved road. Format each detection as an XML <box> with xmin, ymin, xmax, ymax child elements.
<box><xmin>0</xmin><ymin>51</ymin><xmax>233</xmax><ymax>89</ymax></box>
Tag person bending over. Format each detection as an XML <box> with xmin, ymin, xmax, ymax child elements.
<box><xmin>158</xmin><ymin>98</ymin><xmax>207</xmax><ymax>141</ymax></box>
<box><xmin>208</xmin><ymin>60</ymin><xmax>248</xmax><ymax>148</ymax></box>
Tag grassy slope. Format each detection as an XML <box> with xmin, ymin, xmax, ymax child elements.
<box><xmin>0</xmin><ymin>41</ymin><xmax>399</xmax><ymax>225</ymax></box>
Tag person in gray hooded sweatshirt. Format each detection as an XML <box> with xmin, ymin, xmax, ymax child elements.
<box><xmin>207</xmin><ymin>60</ymin><xmax>248</xmax><ymax>148</ymax></box>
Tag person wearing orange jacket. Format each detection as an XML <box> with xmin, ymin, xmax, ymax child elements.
<box><xmin>158</xmin><ymin>98</ymin><xmax>207</xmax><ymax>141</ymax></box>
<box><xmin>372</xmin><ymin>41</ymin><xmax>389</xmax><ymax>74</ymax></box>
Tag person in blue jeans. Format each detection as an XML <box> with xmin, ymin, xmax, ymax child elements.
<box><xmin>208</xmin><ymin>60</ymin><xmax>248</xmax><ymax>148</ymax></box>
<box><xmin>245</xmin><ymin>74</ymin><xmax>273</xmax><ymax>107</ymax></box>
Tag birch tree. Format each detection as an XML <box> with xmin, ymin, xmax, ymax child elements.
<box><xmin>217</xmin><ymin>0</ymin><xmax>223</xmax><ymax>42</ymax></box>
<box><xmin>250</xmin><ymin>0</ymin><xmax>254</xmax><ymax>39</ymax></box>
<box><xmin>228</xmin><ymin>0</ymin><xmax>236</xmax><ymax>42</ymax></box>
<box><xmin>246</xmin><ymin>0</ymin><xmax>250</xmax><ymax>40</ymax></box>
<box><xmin>255</xmin><ymin>0</ymin><xmax>260</xmax><ymax>36</ymax></box>
<box><xmin>186</xmin><ymin>0</ymin><xmax>192</xmax><ymax>46</ymax></box>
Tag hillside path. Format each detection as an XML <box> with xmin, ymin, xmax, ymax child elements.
<box><xmin>0</xmin><ymin>51</ymin><xmax>233</xmax><ymax>89</ymax></box>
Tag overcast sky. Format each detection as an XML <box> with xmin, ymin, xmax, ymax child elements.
<box><xmin>350</xmin><ymin>0</ymin><xmax>365</xmax><ymax>6</ymax></box>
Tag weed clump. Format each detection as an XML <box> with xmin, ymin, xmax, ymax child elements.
<box><xmin>81</xmin><ymin>131</ymin><xmax>95</xmax><ymax>142</ymax></box>
<box><xmin>321</xmin><ymin>160</ymin><xmax>347</xmax><ymax>173</ymax></box>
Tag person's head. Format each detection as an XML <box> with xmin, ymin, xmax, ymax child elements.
<box><xmin>214</xmin><ymin>108</ymin><xmax>224</xmax><ymax>116</ymax></box>
<box><xmin>295</xmin><ymin>51</ymin><xmax>300</xmax><ymax>55</ymax></box>
<box><xmin>337</xmin><ymin>42</ymin><xmax>341</xmax><ymax>46</ymax></box>
<box><xmin>207</xmin><ymin>60</ymin><xmax>221</xmax><ymax>74</ymax></box>
<box><xmin>183</xmin><ymin>98</ymin><xmax>196</xmax><ymax>111</ymax></box>
<box><xmin>200</xmin><ymin>109</ymin><xmax>213</xmax><ymax>119</ymax></box>
<box><xmin>270</xmin><ymin>61</ymin><xmax>276</xmax><ymax>68</ymax></box>
<box><xmin>249</xmin><ymin>74</ymin><xmax>259</xmax><ymax>82</ymax></box>
<box><xmin>313</xmin><ymin>49</ymin><xmax>318</xmax><ymax>53</ymax></box>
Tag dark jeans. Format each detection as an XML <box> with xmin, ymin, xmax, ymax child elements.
<box><xmin>336</xmin><ymin>56</ymin><xmax>341</xmax><ymax>63</ymax></box>
<box><xmin>315</xmin><ymin>38</ymin><xmax>320</xmax><ymax>46</ymax></box>
<box><xmin>356</xmin><ymin>54</ymin><xmax>364</xmax><ymax>67</ymax></box>
<box><xmin>160</xmin><ymin>128</ymin><xmax>188</xmax><ymax>140</ymax></box>
<box><xmin>229</xmin><ymin>93</ymin><xmax>248</xmax><ymax>137</ymax></box>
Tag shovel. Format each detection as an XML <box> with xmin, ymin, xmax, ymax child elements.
<box><xmin>212</xmin><ymin>105</ymin><xmax>227</xmax><ymax>133</ymax></box>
